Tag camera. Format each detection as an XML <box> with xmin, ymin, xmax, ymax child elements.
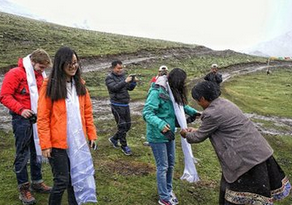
<box><xmin>28</xmin><ymin>113</ymin><xmax>37</xmax><ymax>124</ymax></box>
<box><xmin>129</xmin><ymin>74</ymin><xmax>136</xmax><ymax>82</ymax></box>
<box><xmin>162</xmin><ymin>130</ymin><xmax>175</xmax><ymax>141</ymax></box>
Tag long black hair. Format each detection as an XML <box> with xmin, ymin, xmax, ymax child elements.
<box><xmin>168</xmin><ymin>68</ymin><xmax>188</xmax><ymax>105</ymax></box>
<box><xmin>46</xmin><ymin>46</ymin><xmax>86</xmax><ymax>101</ymax></box>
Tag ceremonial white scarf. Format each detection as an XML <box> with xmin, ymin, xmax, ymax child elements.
<box><xmin>23</xmin><ymin>55</ymin><xmax>46</xmax><ymax>162</ymax></box>
<box><xmin>167</xmin><ymin>82</ymin><xmax>200</xmax><ymax>183</ymax></box>
<box><xmin>66</xmin><ymin>80</ymin><xmax>97</xmax><ymax>204</ymax></box>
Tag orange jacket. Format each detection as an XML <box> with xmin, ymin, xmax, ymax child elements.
<box><xmin>37</xmin><ymin>79</ymin><xmax>97</xmax><ymax>150</ymax></box>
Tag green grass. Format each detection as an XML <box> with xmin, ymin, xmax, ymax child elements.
<box><xmin>0</xmin><ymin>11</ymin><xmax>265</xmax><ymax>71</ymax></box>
<box><xmin>0</xmin><ymin>11</ymin><xmax>291</xmax><ymax>205</ymax></box>
<box><xmin>83</xmin><ymin>52</ymin><xmax>267</xmax><ymax>100</ymax></box>
<box><xmin>0</xmin><ymin>12</ymin><xmax>187</xmax><ymax>69</ymax></box>
<box><xmin>1</xmin><ymin>67</ymin><xmax>292</xmax><ymax>204</ymax></box>
<box><xmin>1</xmin><ymin>112</ymin><xmax>291</xmax><ymax>204</ymax></box>
<box><xmin>223</xmin><ymin>68</ymin><xmax>292</xmax><ymax>117</ymax></box>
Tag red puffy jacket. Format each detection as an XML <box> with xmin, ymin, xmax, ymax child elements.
<box><xmin>0</xmin><ymin>58</ymin><xmax>44</xmax><ymax>115</ymax></box>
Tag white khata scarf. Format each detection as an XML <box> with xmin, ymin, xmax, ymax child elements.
<box><xmin>166</xmin><ymin>82</ymin><xmax>200</xmax><ymax>183</ymax></box>
<box><xmin>23</xmin><ymin>55</ymin><xmax>46</xmax><ymax>162</ymax></box>
<box><xmin>66</xmin><ymin>80</ymin><xmax>97</xmax><ymax>204</ymax></box>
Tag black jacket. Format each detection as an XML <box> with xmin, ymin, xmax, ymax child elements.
<box><xmin>105</xmin><ymin>72</ymin><xmax>136</xmax><ymax>104</ymax></box>
<box><xmin>204</xmin><ymin>72</ymin><xmax>223</xmax><ymax>85</ymax></box>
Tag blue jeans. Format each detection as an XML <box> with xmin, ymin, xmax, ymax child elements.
<box><xmin>150</xmin><ymin>140</ymin><xmax>175</xmax><ymax>201</ymax></box>
<box><xmin>11</xmin><ymin>114</ymin><xmax>42</xmax><ymax>185</ymax></box>
<box><xmin>49</xmin><ymin>148</ymin><xmax>77</xmax><ymax>205</ymax></box>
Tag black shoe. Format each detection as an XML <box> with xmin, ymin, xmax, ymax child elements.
<box><xmin>121</xmin><ymin>146</ymin><xmax>132</xmax><ymax>156</ymax></box>
<box><xmin>108</xmin><ymin>137</ymin><xmax>119</xmax><ymax>148</ymax></box>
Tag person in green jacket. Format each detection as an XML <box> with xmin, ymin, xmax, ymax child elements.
<box><xmin>143</xmin><ymin>68</ymin><xmax>199</xmax><ymax>205</ymax></box>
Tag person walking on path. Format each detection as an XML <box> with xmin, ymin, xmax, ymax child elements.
<box><xmin>37</xmin><ymin>47</ymin><xmax>98</xmax><ymax>205</ymax></box>
<box><xmin>105</xmin><ymin>60</ymin><xmax>137</xmax><ymax>156</ymax></box>
<box><xmin>0</xmin><ymin>49</ymin><xmax>52</xmax><ymax>205</ymax></box>
<box><xmin>204</xmin><ymin>63</ymin><xmax>223</xmax><ymax>85</ymax></box>
<box><xmin>143</xmin><ymin>68</ymin><xmax>200</xmax><ymax>205</ymax></box>
<box><xmin>181</xmin><ymin>81</ymin><xmax>291</xmax><ymax>205</ymax></box>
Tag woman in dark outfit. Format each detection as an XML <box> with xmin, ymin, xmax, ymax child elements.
<box><xmin>181</xmin><ymin>81</ymin><xmax>291</xmax><ymax>205</ymax></box>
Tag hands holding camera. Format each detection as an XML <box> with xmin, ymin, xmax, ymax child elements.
<box><xmin>21</xmin><ymin>109</ymin><xmax>37</xmax><ymax>123</ymax></box>
<box><xmin>125</xmin><ymin>74</ymin><xmax>138</xmax><ymax>83</ymax></box>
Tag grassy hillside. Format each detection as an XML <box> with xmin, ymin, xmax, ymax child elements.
<box><xmin>223</xmin><ymin>68</ymin><xmax>292</xmax><ymax>117</ymax></box>
<box><xmin>0</xmin><ymin>11</ymin><xmax>186</xmax><ymax>69</ymax></box>
<box><xmin>0</xmin><ymin>11</ymin><xmax>291</xmax><ymax>205</ymax></box>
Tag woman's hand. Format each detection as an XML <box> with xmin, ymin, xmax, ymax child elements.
<box><xmin>42</xmin><ymin>148</ymin><xmax>52</xmax><ymax>158</ymax></box>
<box><xmin>89</xmin><ymin>140</ymin><xmax>97</xmax><ymax>150</ymax></box>
<box><xmin>162</xmin><ymin>124</ymin><xmax>170</xmax><ymax>133</ymax></box>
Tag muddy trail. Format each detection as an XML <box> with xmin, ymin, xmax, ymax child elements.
<box><xmin>0</xmin><ymin>47</ymin><xmax>291</xmax><ymax>136</ymax></box>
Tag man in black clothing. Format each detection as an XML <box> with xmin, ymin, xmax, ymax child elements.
<box><xmin>105</xmin><ymin>60</ymin><xmax>137</xmax><ymax>155</ymax></box>
<box><xmin>204</xmin><ymin>63</ymin><xmax>223</xmax><ymax>85</ymax></box>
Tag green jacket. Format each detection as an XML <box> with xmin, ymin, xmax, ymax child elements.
<box><xmin>143</xmin><ymin>84</ymin><xmax>198</xmax><ymax>143</ymax></box>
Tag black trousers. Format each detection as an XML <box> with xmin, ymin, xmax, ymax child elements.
<box><xmin>111</xmin><ymin>104</ymin><xmax>131</xmax><ymax>147</ymax></box>
<box><xmin>48</xmin><ymin>148</ymin><xmax>77</xmax><ymax>205</ymax></box>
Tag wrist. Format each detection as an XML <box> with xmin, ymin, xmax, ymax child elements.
<box><xmin>19</xmin><ymin>108</ymin><xmax>24</xmax><ymax>115</ymax></box>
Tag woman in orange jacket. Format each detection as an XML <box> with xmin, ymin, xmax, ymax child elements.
<box><xmin>37</xmin><ymin>46</ymin><xmax>98</xmax><ymax>205</ymax></box>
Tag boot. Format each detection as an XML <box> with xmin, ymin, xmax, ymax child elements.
<box><xmin>30</xmin><ymin>181</ymin><xmax>52</xmax><ymax>193</ymax></box>
<box><xmin>19</xmin><ymin>182</ymin><xmax>36</xmax><ymax>205</ymax></box>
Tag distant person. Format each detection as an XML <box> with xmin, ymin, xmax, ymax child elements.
<box><xmin>0</xmin><ymin>49</ymin><xmax>52</xmax><ymax>204</ymax></box>
<box><xmin>105</xmin><ymin>60</ymin><xmax>137</xmax><ymax>155</ymax></box>
<box><xmin>143</xmin><ymin>68</ymin><xmax>200</xmax><ymax>205</ymax></box>
<box><xmin>37</xmin><ymin>47</ymin><xmax>98</xmax><ymax>204</ymax></box>
<box><xmin>180</xmin><ymin>81</ymin><xmax>291</xmax><ymax>205</ymax></box>
<box><xmin>266</xmin><ymin>68</ymin><xmax>271</xmax><ymax>75</ymax></box>
<box><xmin>204</xmin><ymin>63</ymin><xmax>223</xmax><ymax>85</ymax></box>
<box><xmin>149</xmin><ymin>65</ymin><xmax>168</xmax><ymax>86</ymax></box>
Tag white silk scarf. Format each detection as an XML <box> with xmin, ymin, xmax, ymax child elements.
<box><xmin>65</xmin><ymin>80</ymin><xmax>97</xmax><ymax>204</ymax></box>
<box><xmin>167</xmin><ymin>82</ymin><xmax>200</xmax><ymax>183</ymax></box>
<box><xmin>23</xmin><ymin>55</ymin><xmax>46</xmax><ymax>162</ymax></box>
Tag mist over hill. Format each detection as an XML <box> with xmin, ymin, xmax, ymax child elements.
<box><xmin>245</xmin><ymin>30</ymin><xmax>292</xmax><ymax>57</ymax></box>
<box><xmin>0</xmin><ymin>0</ymin><xmax>45</xmax><ymax>21</ymax></box>
<box><xmin>2</xmin><ymin>0</ymin><xmax>291</xmax><ymax>58</ymax></box>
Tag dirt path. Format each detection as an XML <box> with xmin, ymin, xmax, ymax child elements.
<box><xmin>0</xmin><ymin>47</ymin><xmax>291</xmax><ymax>136</ymax></box>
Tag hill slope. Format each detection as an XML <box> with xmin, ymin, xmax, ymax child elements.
<box><xmin>0</xmin><ymin>11</ymin><xmax>189</xmax><ymax>69</ymax></box>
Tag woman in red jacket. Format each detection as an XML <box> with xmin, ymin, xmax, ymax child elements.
<box><xmin>37</xmin><ymin>47</ymin><xmax>98</xmax><ymax>205</ymax></box>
